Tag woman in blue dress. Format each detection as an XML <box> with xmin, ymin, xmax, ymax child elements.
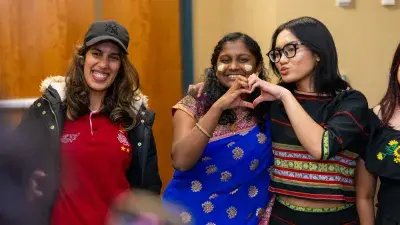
<box><xmin>162</xmin><ymin>32</ymin><xmax>273</xmax><ymax>225</ymax></box>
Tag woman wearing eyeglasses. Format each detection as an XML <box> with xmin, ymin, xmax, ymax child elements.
<box><xmin>188</xmin><ymin>17</ymin><xmax>370</xmax><ymax>225</ymax></box>
<box><xmin>251</xmin><ymin>16</ymin><xmax>370</xmax><ymax>225</ymax></box>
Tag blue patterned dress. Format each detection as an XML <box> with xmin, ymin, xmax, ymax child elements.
<box><xmin>163</xmin><ymin>95</ymin><xmax>273</xmax><ymax>225</ymax></box>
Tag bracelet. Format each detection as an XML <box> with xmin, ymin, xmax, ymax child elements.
<box><xmin>195</xmin><ymin>123</ymin><xmax>212</xmax><ymax>138</ymax></box>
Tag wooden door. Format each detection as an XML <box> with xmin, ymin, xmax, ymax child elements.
<box><xmin>103</xmin><ymin>0</ymin><xmax>182</xmax><ymax>190</ymax></box>
<box><xmin>0</xmin><ymin>0</ymin><xmax>95</xmax><ymax>124</ymax></box>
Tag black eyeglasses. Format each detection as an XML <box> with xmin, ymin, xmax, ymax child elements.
<box><xmin>267</xmin><ymin>41</ymin><xmax>303</xmax><ymax>63</ymax></box>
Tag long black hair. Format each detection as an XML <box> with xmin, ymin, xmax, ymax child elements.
<box><xmin>270</xmin><ymin>16</ymin><xmax>349</xmax><ymax>95</ymax></box>
<box><xmin>202</xmin><ymin>32</ymin><xmax>269</xmax><ymax>131</ymax></box>
<box><xmin>378</xmin><ymin>43</ymin><xmax>400</xmax><ymax>127</ymax></box>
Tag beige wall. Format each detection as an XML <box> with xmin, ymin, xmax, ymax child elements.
<box><xmin>192</xmin><ymin>0</ymin><xmax>400</xmax><ymax>106</ymax></box>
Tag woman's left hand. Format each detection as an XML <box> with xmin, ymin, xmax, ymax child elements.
<box><xmin>248</xmin><ymin>74</ymin><xmax>288</xmax><ymax>106</ymax></box>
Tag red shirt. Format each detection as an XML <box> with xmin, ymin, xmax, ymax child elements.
<box><xmin>51</xmin><ymin>112</ymin><xmax>132</xmax><ymax>225</ymax></box>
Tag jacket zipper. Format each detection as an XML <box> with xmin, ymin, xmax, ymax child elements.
<box><xmin>41</xmin><ymin>96</ymin><xmax>62</xmax><ymax>210</ymax></box>
<box><xmin>42</xmin><ymin>96</ymin><xmax>60</xmax><ymax>134</ymax></box>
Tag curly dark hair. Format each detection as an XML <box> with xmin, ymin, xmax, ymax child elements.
<box><xmin>65</xmin><ymin>44</ymin><xmax>140</xmax><ymax>130</ymax></box>
<box><xmin>202</xmin><ymin>32</ymin><xmax>269</xmax><ymax>131</ymax></box>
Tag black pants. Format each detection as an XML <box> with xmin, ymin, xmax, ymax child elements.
<box><xmin>375</xmin><ymin>211</ymin><xmax>400</xmax><ymax>225</ymax></box>
<box><xmin>269</xmin><ymin>200</ymin><xmax>359</xmax><ymax>225</ymax></box>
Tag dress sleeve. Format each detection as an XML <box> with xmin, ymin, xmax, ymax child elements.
<box><xmin>321</xmin><ymin>90</ymin><xmax>370</xmax><ymax>160</ymax></box>
<box><xmin>172</xmin><ymin>95</ymin><xmax>203</xmax><ymax>120</ymax></box>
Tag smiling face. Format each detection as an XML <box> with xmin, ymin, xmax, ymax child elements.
<box><xmin>83</xmin><ymin>41</ymin><xmax>122</xmax><ymax>94</ymax></box>
<box><xmin>273</xmin><ymin>29</ymin><xmax>319</xmax><ymax>86</ymax></box>
<box><xmin>216</xmin><ymin>40</ymin><xmax>257</xmax><ymax>88</ymax></box>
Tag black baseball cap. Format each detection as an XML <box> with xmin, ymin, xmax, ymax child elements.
<box><xmin>84</xmin><ymin>20</ymin><xmax>129</xmax><ymax>54</ymax></box>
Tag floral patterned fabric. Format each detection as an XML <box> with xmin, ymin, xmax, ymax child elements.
<box><xmin>363</xmin><ymin>110</ymin><xmax>400</xmax><ymax>222</ymax></box>
<box><xmin>162</xmin><ymin>95</ymin><xmax>274</xmax><ymax>225</ymax></box>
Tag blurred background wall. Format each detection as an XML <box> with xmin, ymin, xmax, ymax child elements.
<box><xmin>0</xmin><ymin>0</ymin><xmax>399</xmax><ymax>191</ymax></box>
<box><xmin>193</xmin><ymin>0</ymin><xmax>400</xmax><ymax>105</ymax></box>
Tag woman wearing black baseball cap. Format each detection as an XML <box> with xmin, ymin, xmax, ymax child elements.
<box><xmin>15</xmin><ymin>20</ymin><xmax>162</xmax><ymax>225</ymax></box>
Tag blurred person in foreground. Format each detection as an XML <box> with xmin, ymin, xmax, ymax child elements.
<box><xmin>14</xmin><ymin>20</ymin><xmax>162</xmax><ymax>225</ymax></box>
<box><xmin>0</xmin><ymin>112</ymin><xmax>39</xmax><ymax>225</ymax></box>
<box><xmin>107</xmin><ymin>189</ymin><xmax>184</xmax><ymax>225</ymax></box>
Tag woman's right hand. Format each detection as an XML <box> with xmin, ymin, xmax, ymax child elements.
<box><xmin>187</xmin><ymin>82</ymin><xmax>205</xmax><ymax>98</ymax></box>
<box><xmin>214</xmin><ymin>76</ymin><xmax>253</xmax><ymax>111</ymax></box>
<box><xmin>27</xmin><ymin>169</ymin><xmax>46</xmax><ymax>201</ymax></box>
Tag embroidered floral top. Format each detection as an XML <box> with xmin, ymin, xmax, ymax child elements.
<box><xmin>268</xmin><ymin>89</ymin><xmax>370</xmax><ymax>202</ymax></box>
<box><xmin>172</xmin><ymin>94</ymin><xmax>258</xmax><ymax>140</ymax></box>
<box><xmin>363</xmin><ymin>111</ymin><xmax>400</xmax><ymax>221</ymax></box>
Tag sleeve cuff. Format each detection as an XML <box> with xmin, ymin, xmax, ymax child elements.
<box><xmin>322</xmin><ymin>130</ymin><xmax>330</xmax><ymax>160</ymax></box>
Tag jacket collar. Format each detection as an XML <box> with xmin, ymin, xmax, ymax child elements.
<box><xmin>39</xmin><ymin>75</ymin><xmax>149</xmax><ymax>112</ymax></box>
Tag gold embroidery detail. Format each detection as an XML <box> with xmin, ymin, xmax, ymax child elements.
<box><xmin>322</xmin><ymin>130</ymin><xmax>330</xmax><ymax>160</ymax></box>
<box><xmin>274</xmin><ymin>158</ymin><xmax>355</xmax><ymax>176</ymax></box>
<box><xmin>250</xmin><ymin>159</ymin><xmax>259</xmax><ymax>171</ymax></box>
<box><xmin>248</xmin><ymin>186</ymin><xmax>258</xmax><ymax>198</ymax></box>
<box><xmin>180</xmin><ymin>211</ymin><xmax>192</xmax><ymax>224</ymax></box>
<box><xmin>230</xmin><ymin>188</ymin><xmax>239</xmax><ymax>195</ymax></box>
<box><xmin>257</xmin><ymin>133</ymin><xmax>267</xmax><ymax>144</ymax></box>
<box><xmin>227</xmin><ymin>206</ymin><xmax>237</xmax><ymax>219</ymax></box>
<box><xmin>191</xmin><ymin>180</ymin><xmax>202</xmax><ymax>192</ymax></box>
<box><xmin>206</xmin><ymin>165</ymin><xmax>218</xmax><ymax>175</ymax></box>
<box><xmin>202</xmin><ymin>201</ymin><xmax>214</xmax><ymax>213</ymax></box>
<box><xmin>239</xmin><ymin>130</ymin><xmax>249</xmax><ymax>136</ymax></box>
<box><xmin>202</xmin><ymin>156</ymin><xmax>212</xmax><ymax>162</ymax></box>
<box><xmin>208</xmin><ymin>108</ymin><xmax>256</xmax><ymax>140</ymax></box>
<box><xmin>231</xmin><ymin>123</ymin><xmax>238</xmax><ymax>132</ymax></box>
<box><xmin>220</xmin><ymin>171</ymin><xmax>232</xmax><ymax>182</ymax></box>
<box><xmin>209</xmin><ymin>193</ymin><xmax>218</xmax><ymax>199</ymax></box>
<box><xmin>36</xmin><ymin>102</ymin><xmax>41</xmax><ymax>107</ymax></box>
<box><xmin>256</xmin><ymin>208</ymin><xmax>264</xmax><ymax>218</ymax></box>
<box><xmin>232</xmin><ymin>147</ymin><xmax>244</xmax><ymax>160</ymax></box>
<box><xmin>180</xmin><ymin>95</ymin><xmax>196</xmax><ymax>105</ymax></box>
<box><xmin>227</xmin><ymin>141</ymin><xmax>235</xmax><ymax>147</ymax></box>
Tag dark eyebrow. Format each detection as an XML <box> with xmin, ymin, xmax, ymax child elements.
<box><xmin>91</xmin><ymin>47</ymin><xmax>120</xmax><ymax>56</ymax></box>
<box><xmin>219</xmin><ymin>53</ymin><xmax>251</xmax><ymax>57</ymax></box>
<box><xmin>90</xmin><ymin>47</ymin><xmax>101</xmax><ymax>52</ymax></box>
<box><xmin>275</xmin><ymin>41</ymin><xmax>301</xmax><ymax>49</ymax></box>
<box><xmin>237</xmin><ymin>54</ymin><xmax>251</xmax><ymax>57</ymax></box>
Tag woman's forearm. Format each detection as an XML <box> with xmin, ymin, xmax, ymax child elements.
<box><xmin>171</xmin><ymin>104</ymin><xmax>222</xmax><ymax>171</ymax></box>
<box><xmin>357</xmin><ymin>197</ymin><xmax>375</xmax><ymax>225</ymax></box>
<box><xmin>280</xmin><ymin>90</ymin><xmax>325</xmax><ymax>159</ymax></box>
